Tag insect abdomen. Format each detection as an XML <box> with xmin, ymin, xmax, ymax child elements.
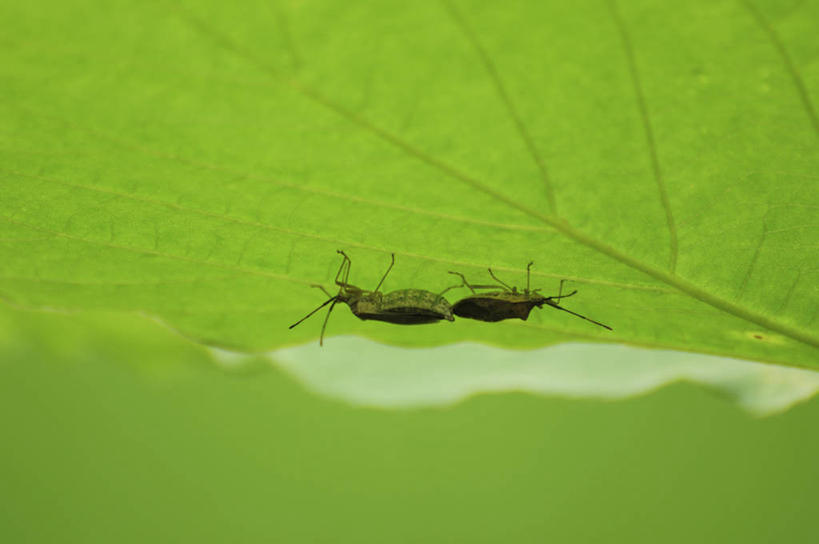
<box><xmin>452</xmin><ymin>297</ymin><xmax>535</xmax><ymax>322</ymax></box>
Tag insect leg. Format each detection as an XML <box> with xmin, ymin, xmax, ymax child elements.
<box><xmin>443</xmin><ymin>271</ymin><xmax>507</xmax><ymax>294</ymax></box>
<box><xmin>526</xmin><ymin>261</ymin><xmax>534</xmax><ymax>293</ymax></box>
<box><xmin>319</xmin><ymin>299</ymin><xmax>339</xmax><ymax>346</ymax></box>
<box><xmin>548</xmin><ymin>280</ymin><xmax>577</xmax><ymax>304</ymax></box>
<box><xmin>441</xmin><ymin>271</ymin><xmax>475</xmax><ymax>295</ymax></box>
<box><xmin>550</xmin><ymin>280</ymin><xmax>578</xmax><ymax>301</ymax></box>
<box><xmin>289</xmin><ymin>296</ymin><xmax>337</xmax><ymax>329</ymax></box>
<box><xmin>343</xmin><ymin>255</ymin><xmax>352</xmax><ymax>285</ymax></box>
<box><xmin>335</xmin><ymin>250</ymin><xmax>352</xmax><ymax>287</ymax></box>
<box><xmin>550</xmin><ymin>290</ymin><xmax>578</xmax><ymax>301</ymax></box>
<box><xmin>311</xmin><ymin>284</ymin><xmax>333</xmax><ymax>298</ymax></box>
<box><xmin>487</xmin><ymin>268</ymin><xmax>514</xmax><ymax>292</ymax></box>
<box><xmin>373</xmin><ymin>253</ymin><xmax>395</xmax><ymax>293</ymax></box>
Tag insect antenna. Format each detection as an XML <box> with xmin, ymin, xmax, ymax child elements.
<box><xmin>289</xmin><ymin>296</ymin><xmax>337</xmax><ymax>330</ymax></box>
<box><xmin>544</xmin><ymin>299</ymin><xmax>612</xmax><ymax>331</ymax></box>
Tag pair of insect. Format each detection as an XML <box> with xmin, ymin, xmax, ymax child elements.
<box><xmin>290</xmin><ymin>250</ymin><xmax>612</xmax><ymax>345</ymax></box>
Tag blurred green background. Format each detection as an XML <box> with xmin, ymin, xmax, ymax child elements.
<box><xmin>2</xmin><ymin>0</ymin><xmax>818</xmax><ymax>540</ymax></box>
<box><xmin>1</xmin><ymin>305</ymin><xmax>818</xmax><ymax>542</ymax></box>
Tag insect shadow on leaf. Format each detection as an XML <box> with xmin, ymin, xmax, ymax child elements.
<box><xmin>441</xmin><ymin>261</ymin><xmax>612</xmax><ymax>330</ymax></box>
<box><xmin>289</xmin><ymin>250</ymin><xmax>455</xmax><ymax>345</ymax></box>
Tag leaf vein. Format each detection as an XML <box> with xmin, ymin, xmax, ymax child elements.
<box><xmin>741</xmin><ymin>0</ymin><xmax>819</xmax><ymax>138</ymax></box>
<box><xmin>777</xmin><ymin>270</ymin><xmax>802</xmax><ymax>313</ymax></box>
<box><xmin>737</xmin><ymin>222</ymin><xmax>768</xmax><ymax>299</ymax></box>
<box><xmin>441</xmin><ymin>0</ymin><xmax>558</xmax><ymax>214</ymax></box>
<box><xmin>607</xmin><ymin>0</ymin><xmax>679</xmax><ymax>273</ymax></box>
<box><xmin>0</xmin><ymin>188</ymin><xmax>665</xmax><ymax>293</ymax></box>
<box><xmin>171</xmin><ymin>5</ymin><xmax>819</xmax><ymax>350</ymax></box>
<box><xmin>18</xmin><ymin>116</ymin><xmax>548</xmax><ymax>234</ymax></box>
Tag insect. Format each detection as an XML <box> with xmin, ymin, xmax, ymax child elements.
<box><xmin>289</xmin><ymin>250</ymin><xmax>455</xmax><ymax>345</ymax></box>
<box><xmin>443</xmin><ymin>262</ymin><xmax>612</xmax><ymax>330</ymax></box>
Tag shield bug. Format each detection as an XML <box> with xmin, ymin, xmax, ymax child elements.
<box><xmin>289</xmin><ymin>250</ymin><xmax>455</xmax><ymax>345</ymax></box>
<box><xmin>444</xmin><ymin>262</ymin><xmax>612</xmax><ymax>330</ymax></box>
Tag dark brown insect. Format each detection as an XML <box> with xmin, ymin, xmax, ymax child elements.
<box><xmin>289</xmin><ymin>250</ymin><xmax>454</xmax><ymax>345</ymax></box>
<box><xmin>443</xmin><ymin>262</ymin><xmax>612</xmax><ymax>330</ymax></box>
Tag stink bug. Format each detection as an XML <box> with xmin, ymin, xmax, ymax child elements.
<box><xmin>444</xmin><ymin>262</ymin><xmax>612</xmax><ymax>330</ymax></box>
<box><xmin>289</xmin><ymin>250</ymin><xmax>454</xmax><ymax>345</ymax></box>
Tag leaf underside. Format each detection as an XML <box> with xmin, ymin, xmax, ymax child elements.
<box><xmin>1</xmin><ymin>0</ymin><xmax>817</xmax><ymax>368</ymax></box>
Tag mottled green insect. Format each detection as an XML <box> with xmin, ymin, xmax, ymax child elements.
<box><xmin>289</xmin><ymin>250</ymin><xmax>454</xmax><ymax>345</ymax></box>
<box><xmin>444</xmin><ymin>262</ymin><xmax>612</xmax><ymax>330</ymax></box>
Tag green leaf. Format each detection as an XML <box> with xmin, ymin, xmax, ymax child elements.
<box><xmin>1</xmin><ymin>0</ymin><xmax>817</xmax><ymax>367</ymax></box>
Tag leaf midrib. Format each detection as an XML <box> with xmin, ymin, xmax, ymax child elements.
<box><xmin>173</xmin><ymin>7</ymin><xmax>819</xmax><ymax>353</ymax></box>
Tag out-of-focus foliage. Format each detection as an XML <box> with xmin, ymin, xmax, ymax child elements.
<box><xmin>1</xmin><ymin>301</ymin><xmax>818</xmax><ymax>543</ymax></box>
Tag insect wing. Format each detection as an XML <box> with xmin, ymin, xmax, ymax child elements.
<box><xmin>378</xmin><ymin>289</ymin><xmax>454</xmax><ymax>323</ymax></box>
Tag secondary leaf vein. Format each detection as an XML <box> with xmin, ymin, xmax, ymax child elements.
<box><xmin>740</xmin><ymin>0</ymin><xmax>819</xmax><ymax>138</ymax></box>
<box><xmin>172</xmin><ymin>5</ymin><xmax>819</xmax><ymax>350</ymax></box>
<box><xmin>441</xmin><ymin>0</ymin><xmax>558</xmax><ymax>214</ymax></box>
<box><xmin>607</xmin><ymin>0</ymin><xmax>679</xmax><ymax>273</ymax></box>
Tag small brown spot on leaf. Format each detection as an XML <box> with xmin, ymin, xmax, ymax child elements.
<box><xmin>741</xmin><ymin>331</ymin><xmax>786</xmax><ymax>345</ymax></box>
